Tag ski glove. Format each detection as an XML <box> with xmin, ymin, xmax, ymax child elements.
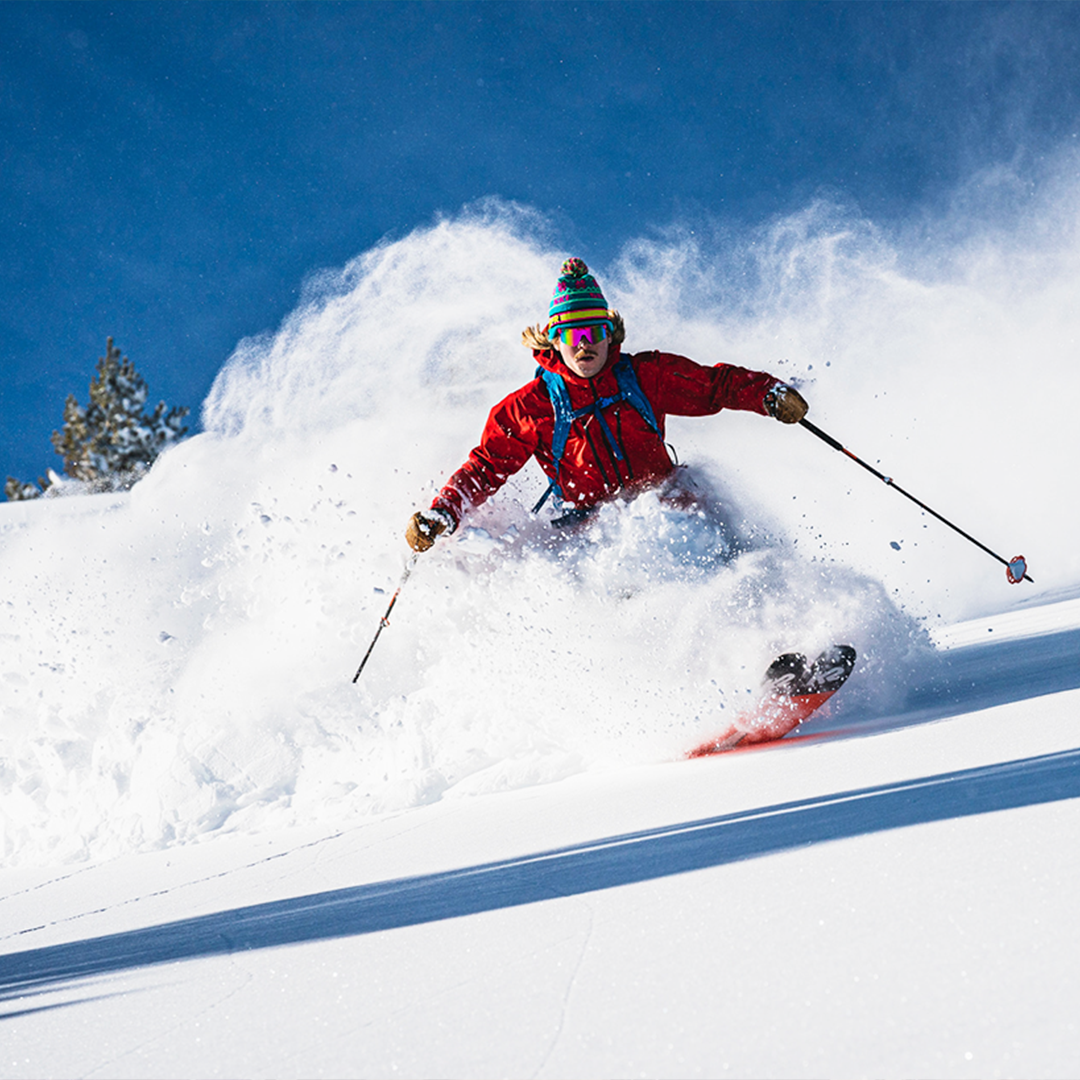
<box><xmin>406</xmin><ymin>509</ymin><xmax>453</xmax><ymax>552</ymax></box>
<box><xmin>765</xmin><ymin>384</ymin><xmax>808</xmax><ymax>424</ymax></box>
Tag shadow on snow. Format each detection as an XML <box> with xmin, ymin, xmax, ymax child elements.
<box><xmin>810</xmin><ymin>624</ymin><xmax>1080</xmax><ymax>738</ymax></box>
<box><xmin>4</xmin><ymin>745</ymin><xmax>1080</xmax><ymax>1009</ymax></box>
<box><xmin>913</xmin><ymin>625</ymin><xmax>1080</xmax><ymax>713</ymax></box>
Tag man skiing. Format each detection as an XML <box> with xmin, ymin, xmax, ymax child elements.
<box><xmin>406</xmin><ymin>257</ymin><xmax>808</xmax><ymax>552</ymax></box>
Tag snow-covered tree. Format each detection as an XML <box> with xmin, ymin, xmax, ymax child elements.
<box><xmin>3</xmin><ymin>477</ymin><xmax>43</xmax><ymax>502</ymax></box>
<box><xmin>5</xmin><ymin>338</ymin><xmax>189</xmax><ymax>500</ymax></box>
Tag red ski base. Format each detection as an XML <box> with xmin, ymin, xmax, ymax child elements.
<box><xmin>687</xmin><ymin>645</ymin><xmax>856</xmax><ymax>758</ymax></box>
<box><xmin>687</xmin><ymin>691</ymin><xmax>833</xmax><ymax>758</ymax></box>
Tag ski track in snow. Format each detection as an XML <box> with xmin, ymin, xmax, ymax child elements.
<box><xmin>528</xmin><ymin>893</ymin><xmax>596</xmax><ymax>1079</ymax></box>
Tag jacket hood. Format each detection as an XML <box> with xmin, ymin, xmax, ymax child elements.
<box><xmin>532</xmin><ymin>342</ymin><xmax>623</xmax><ymax>388</ymax></box>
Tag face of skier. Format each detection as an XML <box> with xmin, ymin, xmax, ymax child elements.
<box><xmin>556</xmin><ymin>327</ymin><xmax>610</xmax><ymax>379</ymax></box>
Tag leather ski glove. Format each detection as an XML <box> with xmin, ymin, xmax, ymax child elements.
<box><xmin>406</xmin><ymin>509</ymin><xmax>452</xmax><ymax>552</ymax></box>
<box><xmin>766</xmin><ymin>384</ymin><xmax>808</xmax><ymax>424</ymax></box>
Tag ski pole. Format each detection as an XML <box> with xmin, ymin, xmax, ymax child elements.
<box><xmin>799</xmin><ymin>417</ymin><xmax>1033</xmax><ymax>584</ymax></box>
<box><xmin>352</xmin><ymin>554</ymin><xmax>418</xmax><ymax>682</ymax></box>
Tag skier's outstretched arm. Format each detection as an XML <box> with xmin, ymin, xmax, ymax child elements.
<box><xmin>405</xmin><ymin>390</ymin><xmax>541</xmax><ymax>552</ymax></box>
<box><xmin>636</xmin><ymin>352</ymin><xmax>808</xmax><ymax>424</ymax></box>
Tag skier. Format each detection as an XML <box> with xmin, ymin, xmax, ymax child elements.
<box><xmin>406</xmin><ymin>257</ymin><xmax>808</xmax><ymax>552</ymax></box>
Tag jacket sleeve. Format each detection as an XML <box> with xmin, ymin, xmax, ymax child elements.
<box><xmin>430</xmin><ymin>386</ymin><xmax>542</xmax><ymax>527</ymax></box>
<box><xmin>636</xmin><ymin>352</ymin><xmax>780</xmax><ymax>418</ymax></box>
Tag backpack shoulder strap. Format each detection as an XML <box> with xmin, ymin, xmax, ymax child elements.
<box><xmin>536</xmin><ymin>367</ymin><xmax>574</xmax><ymax>465</ymax></box>
<box><xmin>533</xmin><ymin>367</ymin><xmax>573</xmax><ymax>511</ymax></box>
<box><xmin>611</xmin><ymin>355</ymin><xmax>660</xmax><ymax>435</ymax></box>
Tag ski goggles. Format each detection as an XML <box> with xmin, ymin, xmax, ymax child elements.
<box><xmin>551</xmin><ymin>322</ymin><xmax>610</xmax><ymax>348</ymax></box>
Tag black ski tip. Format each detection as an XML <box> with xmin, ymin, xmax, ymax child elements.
<box><xmin>765</xmin><ymin>644</ymin><xmax>856</xmax><ymax>697</ymax></box>
<box><xmin>805</xmin><ymin>644</ymin><xmax>857</xmax><ymax>694</ymax></box>
<box><xmin>763</xmin><ymin>653</ymin><xmax>808</xmax><ymax>695</ymax></box>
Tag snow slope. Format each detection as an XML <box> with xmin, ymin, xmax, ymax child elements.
<box><xmin>3</xmin><ymin>669</ymin><xmax>1080</xmax><ymax>1078</ymax></box>
<box><xmin>2</xmin><ymin>198</ymin><xmax>1080</xmax><ymax>1076</ymax></box>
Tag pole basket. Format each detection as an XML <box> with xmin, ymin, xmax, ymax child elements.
<box><xmin>1006</xmin><ymin>555</ymin><xmax>1028</xmax><ymax>585</ymax></box>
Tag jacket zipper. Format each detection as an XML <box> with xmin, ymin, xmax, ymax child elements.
<box><xmin>583</xmin><ymin>422</ymin><xmax>614</xmax><ymax>488</ymax></box>
<box><xmin>614</xmin><ymin>408</ymin><xmax>635</xmax><ymax>482</ymax></box>
<box><xmin>588</xmin><ymin>382</ymin><xmax>625</xmax><ymax>489</ymax></box>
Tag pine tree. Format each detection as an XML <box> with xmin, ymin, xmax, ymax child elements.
<box><xmin>5</xmin><ymin>338</ymin><xmax>189</xmax><ymax>500</ymax></box>
<box><xmin>3</xmin><ymin>477</ymin><xmax>43</xmax><ymax>502</ymax></box>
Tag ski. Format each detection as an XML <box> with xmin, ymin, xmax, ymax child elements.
<box><xmin>687</xmin><ymin>644</ymin><xmax>857</xmax><ymax>758</ymax></box>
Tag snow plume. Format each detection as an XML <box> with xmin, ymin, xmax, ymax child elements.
<box><xmin>3</xmin><ymin>185</ymin><xmax>1079</xmax><ymax>865</ymax></box>
<box><xmin>605</xmin><ymin>164</ymin><xmax>1080</xmax><ymax>619</ymax></box>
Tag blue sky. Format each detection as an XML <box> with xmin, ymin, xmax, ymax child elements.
<box><xmin>3</xmin><ymin>1</ymin><xmax>1079</xmax><ymax>487</ymax></box>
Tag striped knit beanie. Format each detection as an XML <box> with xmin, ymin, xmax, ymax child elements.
<box><xmin>546</xmin><ymin>258</ymin><xmax>613</xmax><ymax>337</ymax></box>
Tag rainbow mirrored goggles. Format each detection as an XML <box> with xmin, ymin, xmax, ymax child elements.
<box><xmin>550</xmin><ymin>322</ymin><xmax>611</xmax><ymax>348</ymax></box>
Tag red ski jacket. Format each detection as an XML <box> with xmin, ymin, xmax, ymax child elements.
<box><xmin>431</xmin><ymin>343</ymin><xmax>780</xmax><ymax>527</ymax></box>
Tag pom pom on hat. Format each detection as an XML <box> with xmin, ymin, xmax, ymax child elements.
<box><xmin>547</xmin><ymin>257</ymin><xmax>612</xmax><ymax>336</ymax></box>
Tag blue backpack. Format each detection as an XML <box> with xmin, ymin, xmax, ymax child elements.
<box><xmin>532</xmin><ymin>355</ymin><xmax>662</xmax><ymax>513</ymax></box>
